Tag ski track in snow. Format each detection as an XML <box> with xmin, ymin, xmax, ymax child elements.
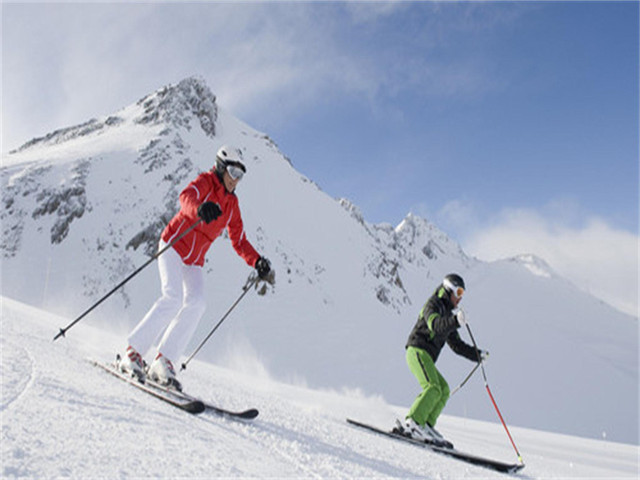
<box><xmin>1</xmin><ymin>296</ymin><xmax>638</xmax><ymax>479</ymax></box>
<box><xmin>1</xmin><ymin>339</ymin><xmax>36</xmax><ymax>413</ymax></box>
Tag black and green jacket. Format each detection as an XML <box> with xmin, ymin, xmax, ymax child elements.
<box><xmin>406</xmin><ymin>285</ymin><xmax>477</xmax><ymax>363</ymax></box>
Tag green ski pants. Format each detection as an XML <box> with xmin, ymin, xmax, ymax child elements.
<box><xmin>406</xmin><ymin>346</ymin><xmax>450</xmax><ymax>427</ymax></box>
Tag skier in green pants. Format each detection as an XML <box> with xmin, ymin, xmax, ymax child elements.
<box><xmin>400</xmin><ymin>273</ymin><xmax>488</xmax><ymax>446</ymax></box>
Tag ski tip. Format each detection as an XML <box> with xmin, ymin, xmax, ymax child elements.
<box><xmin>185</xmin><ymin>400</ymin><xmax>206</xmax><ymax>414</ymax></box>
<box><xmin>206</xmin><ymin>406</ymin><xmax>259</xmax><ymax>420</ymax></box>
<box><xmin>241</xmin><ymin>408</ymin><xmax>259</xmax><ymax>419</ymax></box>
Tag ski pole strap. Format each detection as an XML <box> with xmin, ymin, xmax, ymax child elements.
<box><xmin>53</xmin><ymin>219</ymin><xmax>202</xmax><ymax>341</ymax></box>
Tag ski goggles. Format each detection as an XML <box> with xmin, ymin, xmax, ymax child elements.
<box><xmin>451</xmin><ymin>286</ymin><xmax>465</xmax><ymax>299</ymax></box>
<box><xmin>443</xmin><ymin>279</ymin><xmax>465</xmax><ymax>299</ymax></box>
<box><xmin>226</xmin><ymin>165</ymin><xmax>245</xmax><ymax>181</ymax></box>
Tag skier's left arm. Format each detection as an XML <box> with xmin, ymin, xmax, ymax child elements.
<box><xmin>226</xmin><ymin>203</ymin><xmax>261</xmax><ymax>268</ymax></box>
<box><xmin>447</xmin><ymin>331</ymin><xmax>479</xmax><ymax>362</ymax></box>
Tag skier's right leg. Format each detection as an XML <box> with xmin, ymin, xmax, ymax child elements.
<box><xmin>405</xmin><ymin>347</ymin><xmax>445</xmax><ymax>433</ymax></box>
<box><xmin>126</xmin><ymin>241</ymin><xmax>184</xmax><ymax>361</ymax></box>
<box><xmin>148</xmin><ymin>262</ymin><xmax>205</xmax><ymax>389</ymax></box>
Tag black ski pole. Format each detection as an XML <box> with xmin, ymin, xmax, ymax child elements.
<box><xmin>181</xmin><ymin>274</ymin><xmax>258</xmax><ymax>371</ymax></box>
<box><xmin>450</xmin><ymin>361</ymin><xmax>481</xmax><ymax>397</ymax></box>
<box><xmin>53</xmin><ymin>219</ymin><xmax>202</xmax><ymax>341</ymax></box>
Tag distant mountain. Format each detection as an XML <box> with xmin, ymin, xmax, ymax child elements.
<box><xmin>1</xmin><ymin>77</ymin><xmax>637</xmax><ymax>443</ymax></box>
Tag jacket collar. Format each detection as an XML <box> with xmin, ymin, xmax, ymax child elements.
<box><xmin>212</xmin><ymin>169</ymin><xmax>236</xmax><ymax>197</ymax></box>
<box><xmin>436</xmin><ymin>286</ymin><xmax>454</xmax><ymax>309</ymax></box>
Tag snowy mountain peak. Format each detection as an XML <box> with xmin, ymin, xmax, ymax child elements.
<box><xmin>134</xmin><ymin>76</ymin><xmax>218</xmax><ymax>137</ymax></box>
<box><xmin>8</xmin><ymin>76</ymin><xmax>217</xmax><ymax>160</ymax></box>
<box><xmin>508</xmin><ymin>254</ymin><xmax>557</xmax><ymax>279</ymax></box>
<box><xmin>394</xmin><ymin>212</ymin><xmax>471</xmax><ymax>266</ymax></box>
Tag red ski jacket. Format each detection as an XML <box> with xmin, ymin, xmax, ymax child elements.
<box><xmin>161</xmin><ymin>170</ymin><xmax>260</xmax><ymax>267</ymax></box>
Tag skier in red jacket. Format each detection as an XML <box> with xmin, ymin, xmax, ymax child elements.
<box><xmin>119</xmin><ymin>145</ymin><xmax>272</xmax><ymax>389</ymax></box>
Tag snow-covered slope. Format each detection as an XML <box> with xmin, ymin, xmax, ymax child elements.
<box><xmin>2</xmin><ymin>297</ymin><xmax>638</xmax><ymax>479</ymax></box>
<box><xmin>1</xmin><ymin>77</ymin><xmax>637</xmax><ymax>444</ymax></box>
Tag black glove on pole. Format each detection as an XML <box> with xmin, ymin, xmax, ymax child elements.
<box><xmin>53</xmin><ymin>219</ymin><xmax>202</xmax><ymax>341</ymax></box>
<box><xmin>255</xmin><ymin>256</ymin><xmax>272</xmax><ymax>280</ymax></box>
<box><xmin>197</xmin><ymin>202</ymin><xmax>222</xmax><ymax>224</ymax></box>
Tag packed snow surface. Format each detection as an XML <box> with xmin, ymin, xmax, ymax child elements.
<box><xmin>2</xmin><ymin>297</ymin><xmax>637</xmax><ymax>479</ymax></box>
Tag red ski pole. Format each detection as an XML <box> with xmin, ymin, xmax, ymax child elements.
<box><xmin>465</xmin><ymin>322</ymin><xmax>525</xmax><ymax>466</ymax></box>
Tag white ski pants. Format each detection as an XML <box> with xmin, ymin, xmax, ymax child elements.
<box><xmin>127</xmin><ymin>240</ymin><xmax>206</xmax><ymax>363</ymax></box>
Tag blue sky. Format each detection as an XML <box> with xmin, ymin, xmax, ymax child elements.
<box><xmin>2</xmin><ymin>1</ymin><xmax>638</xmax><ymax>315</ymax></box>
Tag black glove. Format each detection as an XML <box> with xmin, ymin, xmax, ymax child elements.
<box><xmin>197</xmin><ymin>202</ymin><xmax>222</xmax><ymax>224</ymax></box>
<box><xmin>255</xmin><ymin>256</ymin><xmax>272</xmax><ymax>280</ymax></box>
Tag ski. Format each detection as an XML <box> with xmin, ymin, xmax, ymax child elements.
<box><xmin>145</xmin><ymin>378</ymin><xmax>259</xmax><ymax>421</ymax></box>
<box><xmin>347</xmin><ymin>418</ymin><xmax>525</xmax><ymax>474</ymax></box>
<box><xmin>205</xmin><ymin>403</ymin><xmax>259</xmax><ymax>420</ymax></box>
<box><xmin>91</xmin><ymin>360</ymin><xmax>205</xmax><ymax>414</ymax></box>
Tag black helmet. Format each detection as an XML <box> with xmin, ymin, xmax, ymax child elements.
<box><xmin>215</xmin><ymin>145</ymin><xmax>246</xmax><ymax>177</ymax></box>
<box><xmin>443</xmin><ymin>273</ymin><xmax>465</xmax><ymax>299</ymax></box>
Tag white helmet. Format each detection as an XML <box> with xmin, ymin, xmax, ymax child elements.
<box><xmin>215</xmin><ymin>145</ymin><xmax>246</xmax><ymax>176</ymax></box>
